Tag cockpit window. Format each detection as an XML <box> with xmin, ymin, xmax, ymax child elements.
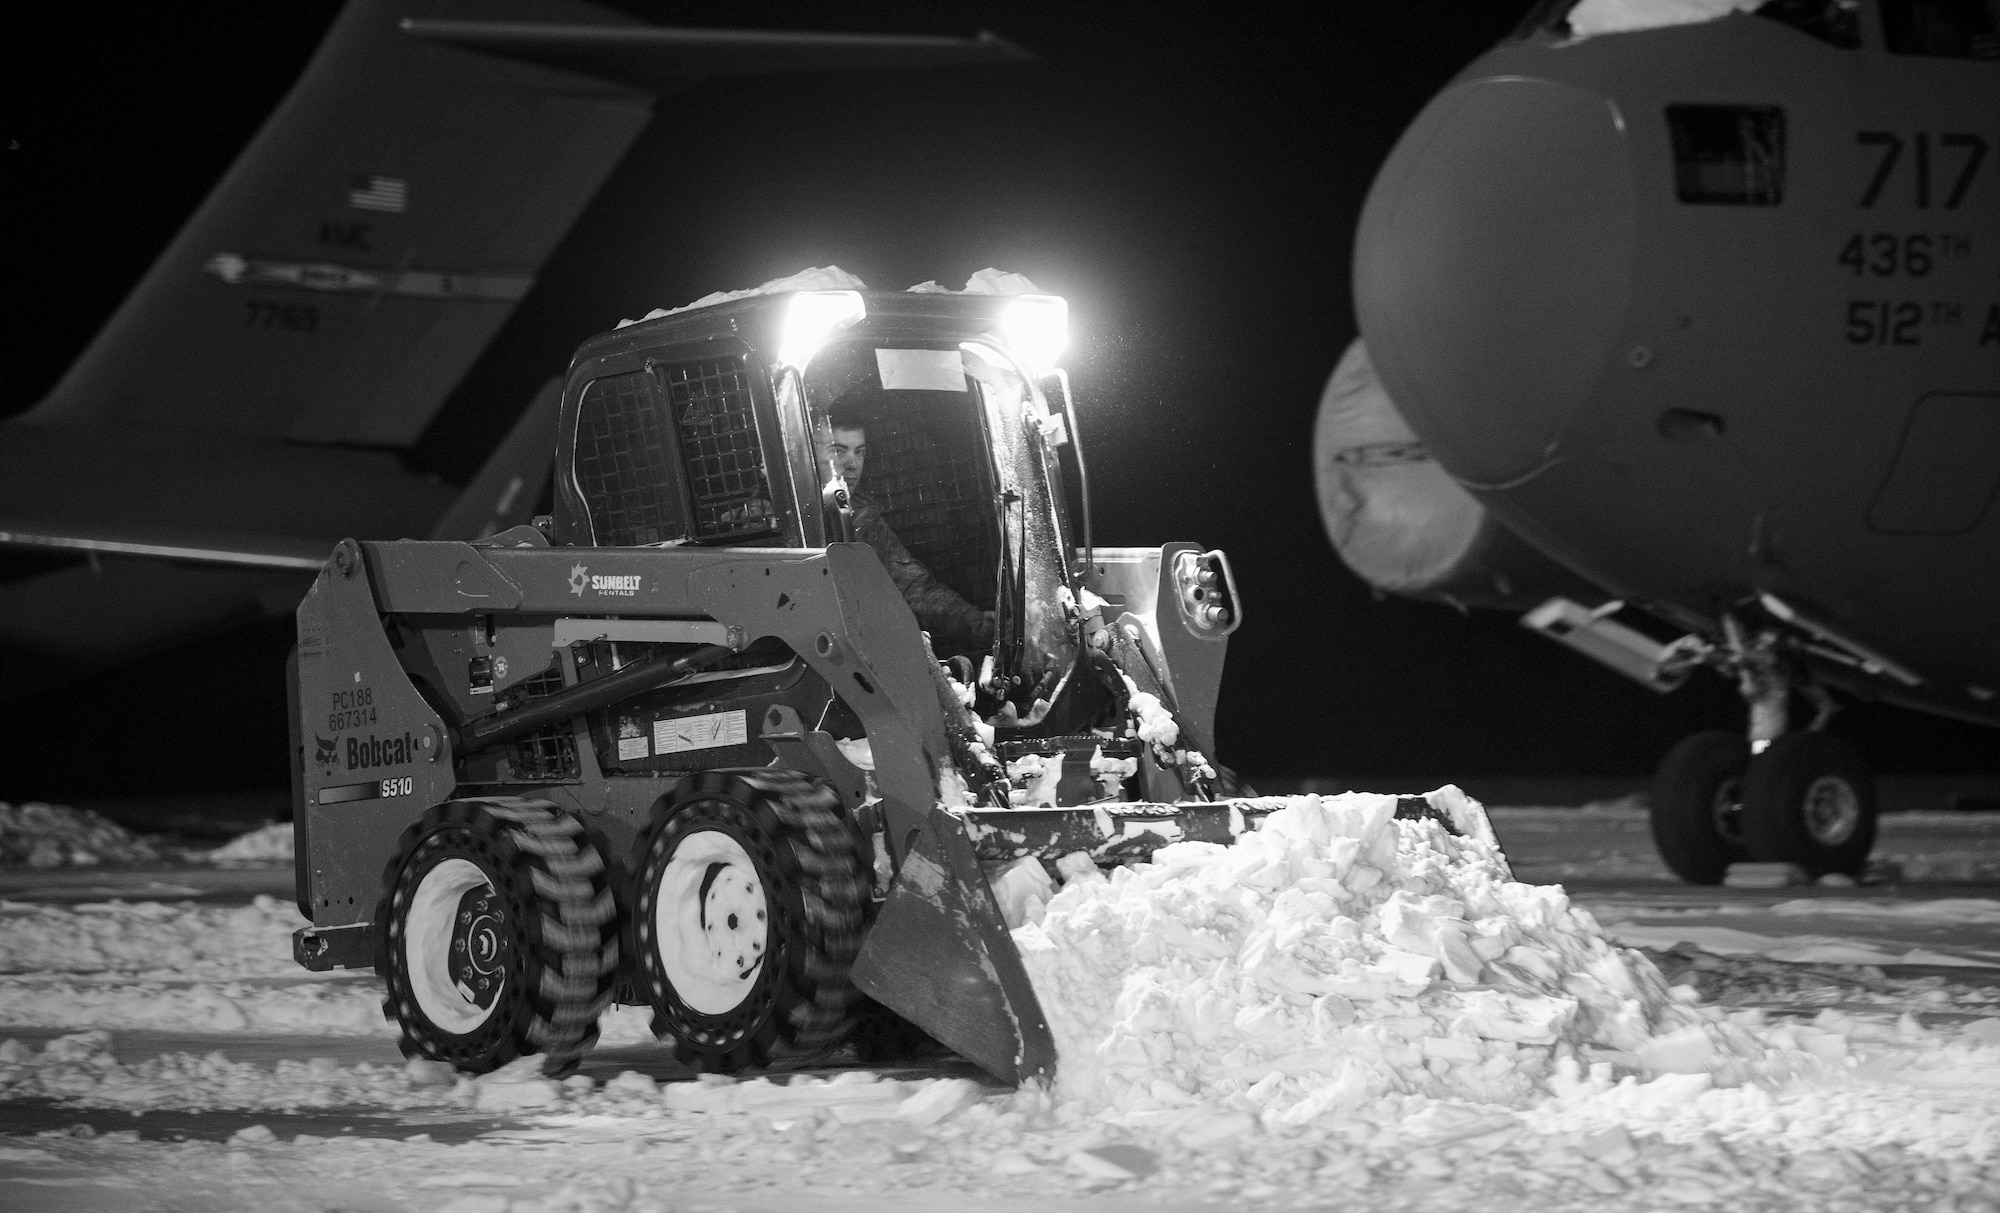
<box><xmin>1667</xmin><ymin>105</ymin><xmax>1787</xmax><ymax>205</ymax></box>
<box><xmin>1508</xmin><ymin>0</ymin><xmax>1582</xmax><ymax>40</ymax></box>
<box><xmin>1510</xmin><ymin>0</ymin><xmax>1858</xmax><ymax>45</ymax></box>
<box><xmin>1756</xmin><ymin>0</ymin><xmax>1861</xmax><ymax>47</ymax></box>
<box><xmin>1880</xmin><ymin>0</ymin><xmax>2000</xmax><ymax>58</ymax></box>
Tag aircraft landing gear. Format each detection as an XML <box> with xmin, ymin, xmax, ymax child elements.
<box><xmin>1738</xmin><ymin>732</ymin><xmax>1876</xmax><ymax>878</ymax></box>
<box><xmin>1649</xmin><ymin>731</ymin><xmax>1750</xmax><ymax>885</ymax></box>
<box><xmin>1648</xmin><ymin>617</ymin><xmax>1877</xmax><ymax>884</ymax></box>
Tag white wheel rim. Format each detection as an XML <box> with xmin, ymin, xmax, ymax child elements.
<box><xmin>405</xmin><ymin>857</ymin><xmax>503</xmax><ymax>1033</ymax></box>
<box><xmin>1803</xmin><ymin>775</ymin><xmax>1861</xmax><ymax>846</ymax></box>
<box><xmin>654</xmin><ymin>829</ymin><xmax>769</xmax><ymax>1015</ymax></box>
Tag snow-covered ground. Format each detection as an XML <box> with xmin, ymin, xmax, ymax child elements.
<box><xmin>2</xmin><ymin>792</ymin><xmax>1997</xmax><ymax>1212</ymax></box>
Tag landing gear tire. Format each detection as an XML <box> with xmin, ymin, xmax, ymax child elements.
<box><xmin>1739</xmin><ymin>732</ymin><xmax>1876</xmax><ymax>878</ymax></box>
<box><xmin>376</xmin><ymin>798</ymin><xmax>619</xmax><ymax>1075</ymax></box>
<box><xmin>1649</xmin><ymin>731</ymin><xmax>1751</xmax><ymax>885</ymax></box>
<box><xmin>630</xmin><ymin>770</ymin><xmax>868</xmax><ymax>1072</ymax></box>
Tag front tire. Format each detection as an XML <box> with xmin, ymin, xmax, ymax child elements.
<box><xmin>630</xmin><ymin>770</ymin><xmax>868</xmax><ymax>1072</ymax></box>
<box><xmin>377</xmin><ymin>798</ymin><xmax>618</xmax><ymax>1075</ymax></box>
<box><xmin>1739</xmin><ymin>732</ymin><xmax>1876</xmax><ymax>878</ymax></box>
<box><xmin>1650</xmin><ymin>731</ymin><xmax>1751</xmax><ymax>885</ymax></box>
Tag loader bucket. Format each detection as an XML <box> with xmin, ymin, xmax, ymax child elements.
<box><xmin>850</xmin><ymin>809</ymin><xmax>1057</xmax><ymax>1085</ymax></box>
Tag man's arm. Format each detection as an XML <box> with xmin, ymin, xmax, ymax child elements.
<box><xmin>852</xmin><ymin>501</ymin><xmax>994</xmax><ymax>651</ymax></box>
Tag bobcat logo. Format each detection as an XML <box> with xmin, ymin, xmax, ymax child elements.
<box><xmin>568</xmin><ymin>563</ymin><xmax>588</xmax><ymax>597</ymax></box>
<box><xmin>314</xmin><ymin>734</ymin><xmax>339</xmax><ymax>774</ymax></box>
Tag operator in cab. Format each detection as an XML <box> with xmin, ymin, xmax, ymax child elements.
<box><xmin>820</xmin><ymin>409</ymin><xmax>996</xmax><ymax>659</ymax></box>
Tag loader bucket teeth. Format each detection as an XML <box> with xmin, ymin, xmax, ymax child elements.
<box><xmin>850</xmin><ymin>810</ymin><xmax>1055</xmax><ymax>1085</ymax></box>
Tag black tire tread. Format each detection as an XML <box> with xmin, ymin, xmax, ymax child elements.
<box><xmin>631</xmin><ymin>769</ymin><xmax>869</xmax><ymax>1072</ymax></box>
<box><xmin>1739</xmin><ymin>732</ymin><xmax>1877</xmax><ymax>877</ymax></box>
<box><xmin>1650</xmin><ymin>730</ymin><xmax>1751</xmax><ymax>885</ymax></box>
<box><xmin>376</xmin><ymin>797</ymin><xmax>619</xmax><ymax>1076</ymax></box>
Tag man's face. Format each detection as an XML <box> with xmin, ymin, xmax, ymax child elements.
<box><xmin>824</xmin><ymin>425</ymin><xmax>867</xmax><ymax>483</ymax></box>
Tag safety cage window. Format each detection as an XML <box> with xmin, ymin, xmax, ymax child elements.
<box><xmin>802</xmin><ymin>340</ymin><xmax>1003</xmax><ymax>614</ymax></box>
<box><xmin>570</xmin><ymin>357</ymin><xmax>780</xmax><ymax>547</ymax></box>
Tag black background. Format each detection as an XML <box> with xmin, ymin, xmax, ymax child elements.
<box><xmin>4</xmin><ymin>1</ymin><xmax>1992</xmax><ymax>804</ymax></box>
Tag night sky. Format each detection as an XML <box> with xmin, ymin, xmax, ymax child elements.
<box><xmin>4</xmin><ymin>0</ymin><xmax>1992</xmax><ymax>804</ymax></box>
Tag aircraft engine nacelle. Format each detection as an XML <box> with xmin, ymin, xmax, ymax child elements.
<box><xmin>1313</xmin><ymin>338</ymin><xmax>1599</xmax><ymax>613</ymax></box>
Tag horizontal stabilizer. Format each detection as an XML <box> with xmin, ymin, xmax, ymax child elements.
<box><xmin>0</xmin><ymin>525</ymin><xmax>327</xmax><ymax>572</ymax></box>
<box><xmin>0</xmin><ymin>422</ymin><xmax>452</xmax><ymax>571</ymax></box>
<box><xmin>401</xmin><ymin>21</ymin><xmax>1034</xmax><ymax>89</ymax></box>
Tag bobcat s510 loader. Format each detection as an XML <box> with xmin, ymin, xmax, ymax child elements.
<box><xmin>289</xmin><ymin>286</ymin><xmax>1254</xmax><ymax>1084</ymax></box>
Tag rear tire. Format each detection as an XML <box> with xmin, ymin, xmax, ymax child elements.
<box><xmin>1649</xmin><ymin>731</ymin><xmax>1751</xmax><ymax>885</ymax></box>
<box><xmin>376</xmin><ymin>798</ymin><xmax>618</xmax><ymax>1075</ymax></box>
<box><xmin>1739</xmin><ymin>732</ymin><xmax>1876</xmax><ymax>878</ymax></box>
<box><xmin>630</xmin><ymin>770</ymin><xmax>868</xmax><ymax>1072</ymax></box>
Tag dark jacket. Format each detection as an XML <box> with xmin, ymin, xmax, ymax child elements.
<box><xmin>850</xmin><ymin>491</ymin><xmax>994</xmax><ymax>655</ymax></box>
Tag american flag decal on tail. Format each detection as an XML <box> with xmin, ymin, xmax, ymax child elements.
<box><xmin>347</xmin><ymin>175</ymin><xmax>407</xmax><ymax>213</ymax></box>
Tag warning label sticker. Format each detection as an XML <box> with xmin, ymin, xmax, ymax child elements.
<box><xmin>654</xmin><ymin>710</ymin><xmax>748</xmax><ymax>755</ymax></box>
<box><xmin>617</xmin><ymin>735</ymin><xmax>650</xmax><ymax>762</ymax></box>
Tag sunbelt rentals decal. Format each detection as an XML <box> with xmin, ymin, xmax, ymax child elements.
<box><xmin>569</xmin><ymin>563</ymin><xmax>640</xmax><ymax>598</ymax></box>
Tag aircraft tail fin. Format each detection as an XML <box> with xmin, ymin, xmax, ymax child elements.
<box><xmin>429</xmin><ymin>377</ymin><xmax>564</xmax><ymax>541</ymax></box>
<box><xmin>23</xmin><ymin>0</ymin><xmax>653</xmax><ymax>450</ymax></box>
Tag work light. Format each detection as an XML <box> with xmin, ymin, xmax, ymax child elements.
<box><xmin>998</xmin><ymin>294</ymin><xmax>1068</xmax><ymax>374</ymax></box>
<box><xmin>778</xmin><ymin>291</ymin><xmax>866</xmax><ymax>369</ymax></box>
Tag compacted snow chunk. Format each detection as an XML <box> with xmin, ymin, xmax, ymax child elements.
<box><xmin>1015</xmin><ymin>788</ymin><xmax>1758</xmax><ymax>1119</ymax></box>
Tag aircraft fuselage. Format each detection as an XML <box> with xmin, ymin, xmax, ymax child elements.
<box><xmin>1355</xmin><ymin>10</ymin><xmax>1999</xmax><ymax>724</ymax></box>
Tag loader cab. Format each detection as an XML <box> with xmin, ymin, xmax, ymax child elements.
<box><xmin>797</xmin><ymin>337</ymin><xmax>1003</xmax><ymax>620</ymax></box>
<box><xmin>549</xmin><ymin>289</ymin><xmax>1087</xmax><ymax>720</ymax></box>
<box><xmin>787</xmin><ymin>294</ymin><xmax>1085</xmax><ymax>717</ymax></box>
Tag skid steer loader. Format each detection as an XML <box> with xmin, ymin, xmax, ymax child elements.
<box><xmin>288</xmin><ymin>286</ymin><xmax>1257</xmax><ymax>1084</ymax></box>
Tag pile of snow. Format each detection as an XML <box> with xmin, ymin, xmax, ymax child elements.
<box><xmin>7</xmin><ymin>1019</ymin><xmax>1998</xmax><ymax>1209</ymax></box>
<box><xmin>0</xmin><ymin>894</ymin><xmax>380</xmax><ymax>1036</ymax></box>
<box><xmin>1014</xmin><ymin>788</ymin><xmax>1768</xmax><ymax>1119</ymax></box>
<box><xmin>905</xmin><ymin>267</ymin><xmax>1043</xmax><ymax>296</ymax></box>
<box><xmin>0</xmin><ymin>1030</ymin><xmax>970</xmax><ymax>1120</ymax></box>
<box><xmin>0</xmin><ymin>975</ymin><xmax>388</xmax><ymax>1037</ymax></box>
<box><xmin>199</xmin><ymin>822</ymin><xmax>293</xmax><ymax>866</ymax></box>
<box><xmin>1591</xmin><ymin>895</ymin><xmax>2000</xmax><ymax>970</ymax></box>
<box><xmin>0</xmin><ymin>895</ymin><xmax>301</xmax><ymax>977</ymax></box>
<box><xmin>1</xmin><ymin>1031</ymin><xmax>459</xmax><ymax>1112</ymax></box>
<box><xmin>0</xmin><ymin>894</ymin><xmax>656</xmax><ymax>1043</ymax></box>
<box><xmin>0</xmin><ymin>801</ymin><xmax>162</xmax><ymax>868</ymax></box>
<box><xmin>616</xmin><ymin>265</ymin><xmax>867</xmax><ymax>327</ymax></box>
<box><xmin>1525</xmin><ymin>1007</ymin><xmax>2000</xmax><ymax>1160</ymax></box>
<box><xmin>7</xmin><ymin>789</ymin><xmax>2000</xmax><ymax>1208</ymax></box>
